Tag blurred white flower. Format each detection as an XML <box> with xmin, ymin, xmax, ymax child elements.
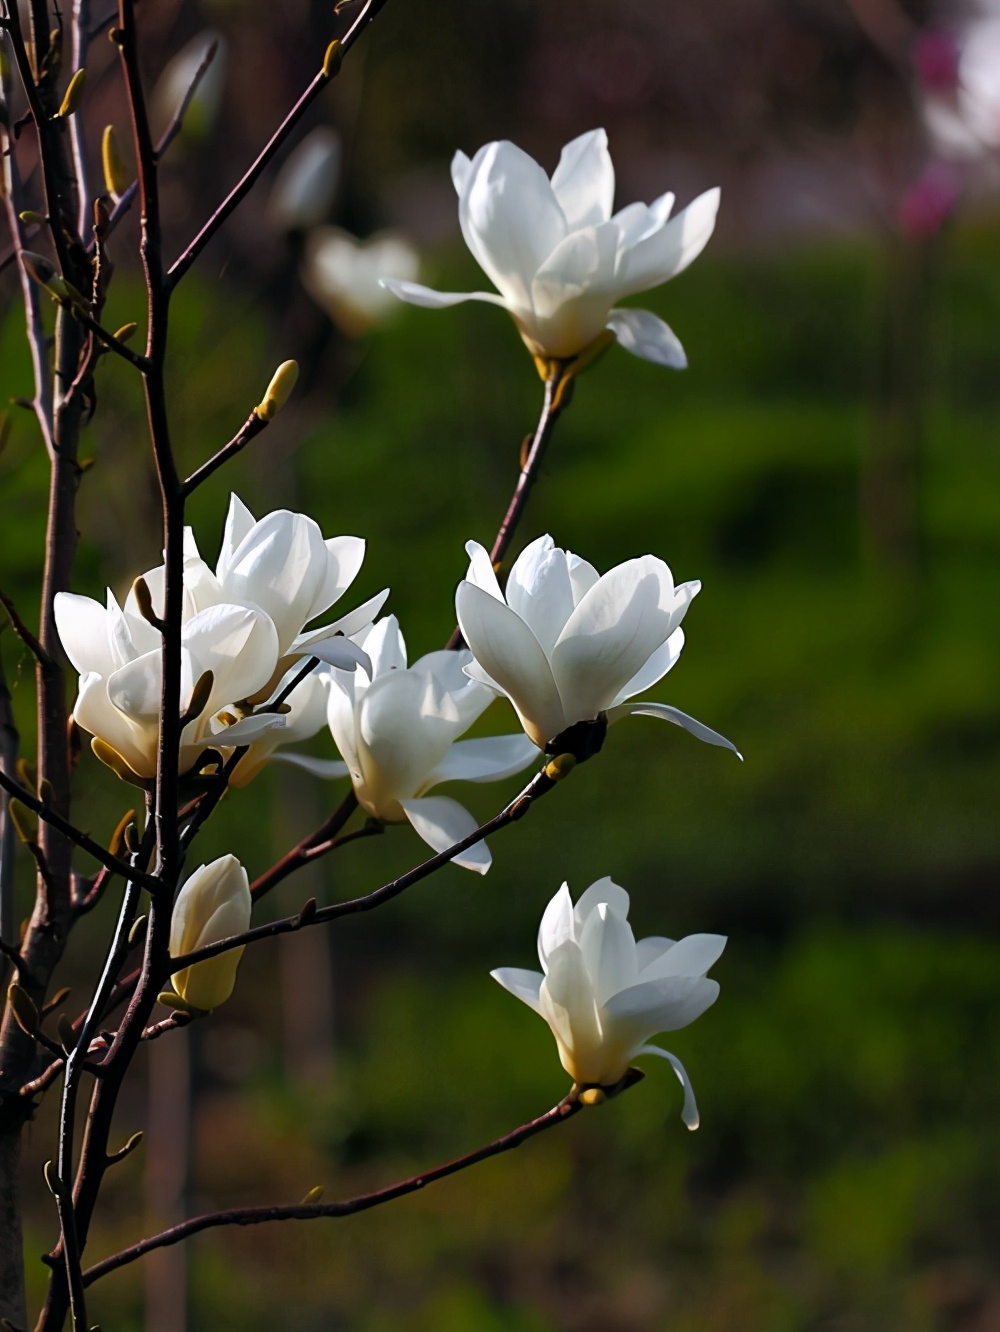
<box><xmin>492</xmin><ymin>877</ymin><xmax>724</xmax><ymax>1126</ymax></box>
<box><xmin>268</xmin><ymin>128</ymin><xmax>341</xmax><ymax>232</ymax></box>
<box><xmin>151</xmin><ymin>30</ymin><xmax>228</xmax><ymax>141</ymax></box>
<box><xmin>455</xmin><ymin>535</ymin><xmax>740</xmax><ymax>756</ymax></box>
<box><xmin>279</xmin><ymin>616</ymin><xmax>539</xmax><ymax>873</ymax></box>
<box><xmin>168</xmin><ymin>855</ymin><xmax>251</xmax><ymax>1011</ymax></box>
<box><xmin>920</xmin><ymin>16</ymin><xmax>1000</xmax><ymax>162</ymax></box>
<box><xmin>382</xmin><ymin>128</ymin><xmax>719</xmax><ymax>366</ymax></box>
<box><xmin>304</xmin><ymin>228</ymin><xmax>420</xmax><ymax>336</ymax></box>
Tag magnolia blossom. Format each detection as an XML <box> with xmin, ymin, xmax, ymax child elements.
<box><xmin>382</xmin><ymin>128</ymin><xmax>719</xmax><ymax>366</ymax></box>
<box><xmin>304</xmin><ymin>228</ymin><xmax>420</xmax><ymax>337</ymax></box>
<box><xmin>268</xmin><ymin>128</ymin><xmax>341</xmax><ymax>232</ymax></box>
<box><xmin>55</xmin><ymin>495</ymin><xmax>384</xmax><ymax>779</ymax></box>
<box><xmin>493</xmin><ymin>879</ymin><xmax>724</xmax><ymax>1126</ymax></box>
<box><xmin>455</xmin><ymin>535</ymin><xmax>740</xmax><ymax>756</ymax></box>
<box><xmin>168</xmin><ymin>855</ymin><xmax>251</xmax><ymax>1011</ymax></box>
<box><xmin>279</xmin><ymin>617</ymin><xmax>539</xmax><ymax>873</ymax></box>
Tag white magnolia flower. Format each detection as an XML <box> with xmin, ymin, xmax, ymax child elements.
<box><xmin>493</xmin><ymin>878</ymin><xmax>724</xmax><ymax>1126</ymax></box>
<box><xmin>455</xmin><ymin>535</ymin><xmax>740</xmax><ymax>756</ymax></box>
<box><xmin>382</xmin><ymin>128</ymin><xmax>719</xmax><ymax>366</ymax></box>
<box><xmin>304</xmin><ymin>228</ymin><xmax>420</xmax><ymax>337</ymax></box>
<box><xmin>55</xmin><ymin>582</ymin><xmax>283</xmax><ymax>780</ymax></box>
<box><xmin>280</xmin><ymin>616</ymin><xmax>540</xmax><ymax>873</ymax></box>
<box><xmin>268</xmin><ymin>128</ymin><xmax>341</xmax><ymax>231</ymax></box>
<box><xmin>168</xmin><ymin>855</ymin><xmax>251</xmax><ymax>1011</ymax></box>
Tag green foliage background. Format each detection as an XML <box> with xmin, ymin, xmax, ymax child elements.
<box><xmin>1</xmin><ymin>124</ymin><xmax>997</xmax><ymax>1332</ymax></box>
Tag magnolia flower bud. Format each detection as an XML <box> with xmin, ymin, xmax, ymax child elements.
<box><xmin>383</xmin><ymin>129</ymin><xmax>719</xmax><ymax>369</ymax></box>
<box><xmin>168</xmin><ymin>855</ymin><xmax>251</xmax><ymax>1011</ymax></box>
<box><xmin>255</xmin><ymin>360</ymin><xmax>299</xmax><ymax>421</ymax></box>
<box><xmin>101</xmin><ymin>125</ymin><xmax>130</xmax><ymax>198</ymax></box>
<box><xmin>493</xmin><ymin>878</ymin><xmax>725</xmax><ymax>1128</ymax></box>
<box><xmin>57</xmin><ymin>68</ymin><xmax>86</xmax><ymax>118</ymax></box>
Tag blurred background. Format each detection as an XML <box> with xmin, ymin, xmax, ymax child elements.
<box><xmin>1</xmin><ymin>0</ymin><xmax>998</xmax><ymax>1327</ymax></box>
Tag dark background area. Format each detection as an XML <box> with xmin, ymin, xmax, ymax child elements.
<box><xmin>0</xmin><ymin>0</ymin><xmax>997</xmax><ymax>1327</ymax></box>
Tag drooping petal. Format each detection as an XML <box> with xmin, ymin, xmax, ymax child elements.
<box><xmin>490</xmin><ymin>966</ymin><xmax>544</xmax><ymax>1014</ymax></box>
<box><xmin>579</xmin><ymin>902</ymin><xmax>639</xmax><ymax>1006</ymax></box>
<box><xmin>606</xmin><ymin>308</ymin><xmax>687</xmax><ymax>369</ymax></box>
<box><xmin>550</xmin><ymin>129</ymin><xmax>615</xmax><ymax>229</ymax></box>
<box><xmin>380</xmin><ymin>279</ymin><xmax>507</xmax><ymax>310</ymax></box>
<box><xmin>271</xmin><ymin>752</ymin><xmax>350</xmax><ymax>780</ymax></box>
<box><xmin>425</xmin><ymin>734</ymin><xmax>540</xmax><ymax>787</ymax></box>
<box><xmin>633</xmin><ymin>1045</ymin><xmax>701</xmax><ymax>1129</ymax></box>
<box><xmin>399</xmin><ymin>795</ymin><xmax>491</xmax><ymax>874</ymax></box>
<box><xmin>455</xmin><ymin>581</ymin><xmax>566</xmax><ymax>747</ymax></box>
<box><xmin>612</xmin><ymin>627</ymin><xmax>686</xmax><ymax>706</ymax></box>
<box><xmin>572</xmin><ymin>876</ymin><xmax>631</xmax><ymax>930</ymax></box>
<box><xmin>459</xmin><ymin>140</ymin><xmax>567</xmax><ymax>310</ymax></box>
<box><xmin>537</xmin><ymin>882</ymin><xmax>575</xmax><ymax>970</ymax></box>
<box><xmin>616</xmin><ymin>187</ymin><xmax>720</xmax><ymax>297</ymax></box>
<box><xmin>639</xmin><ymin>933</ymin><xmax>727</xmax><ymax>981</ymax></box>
<box><xmin>607</xmin><ymin>701</ymin><xmax>743</xmax><ymax>759</ymax></box>
<box><xmin>550</xmin><ymin>556</ymin><xmax>678</xmax><ymax>719</ymax></box>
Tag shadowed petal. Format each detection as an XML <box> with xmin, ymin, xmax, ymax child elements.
<box><xmin>400</xmin><ymin>795</ymin><xmax>491</xmax><ymax>874</ymax></box>
<box><xmin>490</xmin><ymin>967</ymin><xmax>544</xmax><ymax>1014</ymax></box>
<box><xmin>608</xmin><ymin>701</ymin><xmax>742</xmax><ymax>759</ymax></box>
<box><xmin>607</xmin><ymin>308</ymin><xmax>687</xmax><ymax>369</ymax></box>
<box><xmin>550</xmin><ymin>129</ymin><xmax>615</xmax><ymax>229</ymax></box>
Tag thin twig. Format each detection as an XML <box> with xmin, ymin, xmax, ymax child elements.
<box><xmin>82</xmin><ymin>1091</ymin><xmax>587</xmax><ymax>1286</ymax></box>
<box><xmin>168</xmin><ymin>0</ymin><xmax>391</xmax><ymax>287</ymax></box>
<box><xmin>182</xmin><ymin>409</ymin><xmax>267</xmax><ymax>495</ymax></box>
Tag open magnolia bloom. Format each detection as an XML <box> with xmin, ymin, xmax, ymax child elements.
<box><xmin>492</xmin><ymin>879</ymin><xmax>724</xmax><ymax>1127</ymax></box>
<box><xmin>278</xmin><ymin>617</ymin><xmax>540</xmax><ymax>873</ymax></box>
<box><xmin>382</xmin><ymin>128</ymin><xmax>719</xmax><ymax>366</ymax></box>
<box><xmin>455</xmin><ymin>535</ymin><xmax>740</xmax><ymax>757</ymax></box>
<box><xmin>168</xmin><ymin>855</ymin><xmax>251</xmax><ymax>1012</ymax></box>
<box><xmin>55</xmin><ymin>586</ymin><xmax>286</xmax><ymax>781</ymax></box>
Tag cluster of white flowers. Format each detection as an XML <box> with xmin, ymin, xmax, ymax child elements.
<box><xmin>63</xmin><ymin>129</ymin><xmax>735</xmax><ymax>1115</ymax></box>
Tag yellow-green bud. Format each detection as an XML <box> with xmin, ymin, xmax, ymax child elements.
<box><xmin>322</xmin><ymin>40</ymin><xmax>342</xmax><ymax>79</ymax></box>
<box><xmin>112</xmin><ymin>321</ymin><xmax>138</xmax><ymax>343</ymax></box>
<box><xmin>57</xmin><ymin>68</ymin><xmax>86</xmax><ymax>118</ymax></box>
<box><xmin>254</xmin><ymin>359</ymin><xmax>299</xmax><ymax>421</ymax></box>
<box><xmin>101</xmin><ymin>125</ymin><xmax>130</xmax><ymax>197</ymax></box>
<box><xmin>18</xmin><ymin>210</ymin><xmax>46</xmax><ymax>227</ymax></box>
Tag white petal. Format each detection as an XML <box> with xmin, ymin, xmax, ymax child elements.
<box><xmin>409</xmin><ymin>649</ymin><xmax>492</xmax><ymax>731</ymax></box>
<box><xmin>635</xmin><ymin>936</ymin><xmax>677</xmax><ymax>974</ymax></box>
<box><xmin>608</xmin><ymin>701</ymin><xmax>742</xmax><ymax>759</ymax></box>
<box><xmin>309</xmin><ymin>536</ymin><xmax>366</xmax><ymax>622</ymax></box>
<box><xmin>107</xmin><ymin>650</ymin><xmax>162</xmax><ymax>719</ymax></box>
<box><xmin>539</xmin><ymin>940</ymin><xmax>604</xmax><ymax>1079</ymax></box>
<box><xmin>612</xmin><ymin>626</ymin><xmax>686</xmax><ymax>705</ymax></box>
<box><xmin>550</xmin><ymin>129</ymin><xmax>615</xmax><ymax>229</ymax></box>
<box><xmin>505</xmin><ymin>536</ymin><xmax>576</xmax><ymax>656</ymax></box>
<box><xmin>362</xmin><ymin>615</ymin><xmax>408</xmax><ymax>676</ymax></box>
<box><xmin>380</xmin><ymin>279</ymin><xmax>506</xmax><ymax>310</ymax></box>
<box><xmin>357</xmin><ymin>670</ymin><xmax>456</xmax><ymax>804</ymax></box>
<box><xmin>75</xmin><ymin>673</ymin><xmax>156</xmax><ymax>777</ymax></box>
<box><xmin>572</xmin><ymin>876</ymin><xmax>631</xmax><ymax>929</ymax></box>
<box><xmin>550</xmin><ymin>556</ymin><xmax>678</xmax><ymax>720</ymax></box>
<box><xmin>537</xmin><ymin>882</ymin><xmax>575</xmax><ymax>970</ymax></box>
<box><xmin>455</xmin><ymin>582</ymin><xmax>566</xmax><ymax>747</ymax></box>
<box><xmin>463</xmin><ymin>540</ymin><xmax>505</xmax><ymax>600</ymax></box>
<box><xmin>640</xmin><ymin>933</ymin><xmax>727</xmax><ymax>981</ymax></box>
<box><xmin>451</xmin><ymin>150</ymin><xmax>472</xmax><ymax>195</ymax></box>
<box><xmin>216</xmin><ymin>494</ymin><xmax>256</xmax><ymax>583</ymax></box>
<box><xmin>606</xmin><ymin>308</ymin><xmax>687</xmax><ymax>369</ymax></box>
<box><xmin>459</xmin><ymin>140</ymin><xmax>567</xmax><ymax>309</ymax></box>
<box><xmin>566</xmin><ymin>553</ymin><xmax>600</xmax><ymax>606</ymax></box>
<box><xmin>222</xmin><ymin>510</ymin><xmax>328</xmax><ymax>654</ymax></box>
<box><xmin>301</xmin><ymin>634</ymin><xmax>373</xmax><ymax>677</ymax></box>
<box><xmin>183</xmin><ymin>603</ymin><xmax>280</xmax><ymax>711</ymax></box>
<box><xmin>633</xmin><ymin>1045</ymin><xmax>700</xmax><ymax>1129</ymax></box>
<box><xmin>293</xmin><ymin>589</ymin><xmax>391</xmax><ymax>650</ymax></box>
<box><xmin>425</xmin><ymin>734</ymin><xmax>540</xmax><ymax>787</ymax></box>
<box><xmin>54</xmin><ymin>592</ymin><xmax>117</xmax><ymax>676</ymax></box>
<box><xmin>616</xmin><ymin>187</ymin><xmax>720</xmax><ymax>297</ymax></box>
<box><xmin>605</xmin><ymin>976</ymin><xmax>719</xmax><ymax>1031</ymax></box>
<box><xmin>271</xmin><ymin>752</ymin><xmax>350</xmax><ymax>779</ymax></box>
<box><xmin>579</xmin><ymin>903</ymin><xmax>638</xmax><ymax>1007</ymax></box>
<box><xmin>399</xmin><ymin>795</ymin><xmax>491</xmax><ymax>874</ymax></box>
<box><xmin>209</xmin><ymin>712</ymin><xmax>286</xmax><ymax>744</ymax></box>
<box><xmin>490</xmin><ymin>967</ymin><xmax>544</xmax><ymax>1015</ymax></box>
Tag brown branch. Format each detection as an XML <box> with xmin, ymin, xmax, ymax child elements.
<box><xmin>0</xmin><ymin>768</ymin><xmax>159</xmax><ymax>889</ymax></box>
<box><xmin>167</xmin><ymin>0</ymin><xmax>391</xmax><ymax>287</ymax></box>
<box><xmin>82</xmin><ymin>1091</ymin><xmax>587</xmax><ymax>1286</ymax></box>
<box><xmin>181</xmin><ymin>409</ymin><xmax>268</xmax><ymax>495</ymax></box>
<box><xmin>174</xmin><ymin>766</ymin><xmax>557</xmax><ymax>978</ymax></box>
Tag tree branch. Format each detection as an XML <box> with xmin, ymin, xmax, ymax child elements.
<box><xmin>82</xmin><ymin>1091</ymin><xmax>587</xmax><ymax>1287</ymax></box>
